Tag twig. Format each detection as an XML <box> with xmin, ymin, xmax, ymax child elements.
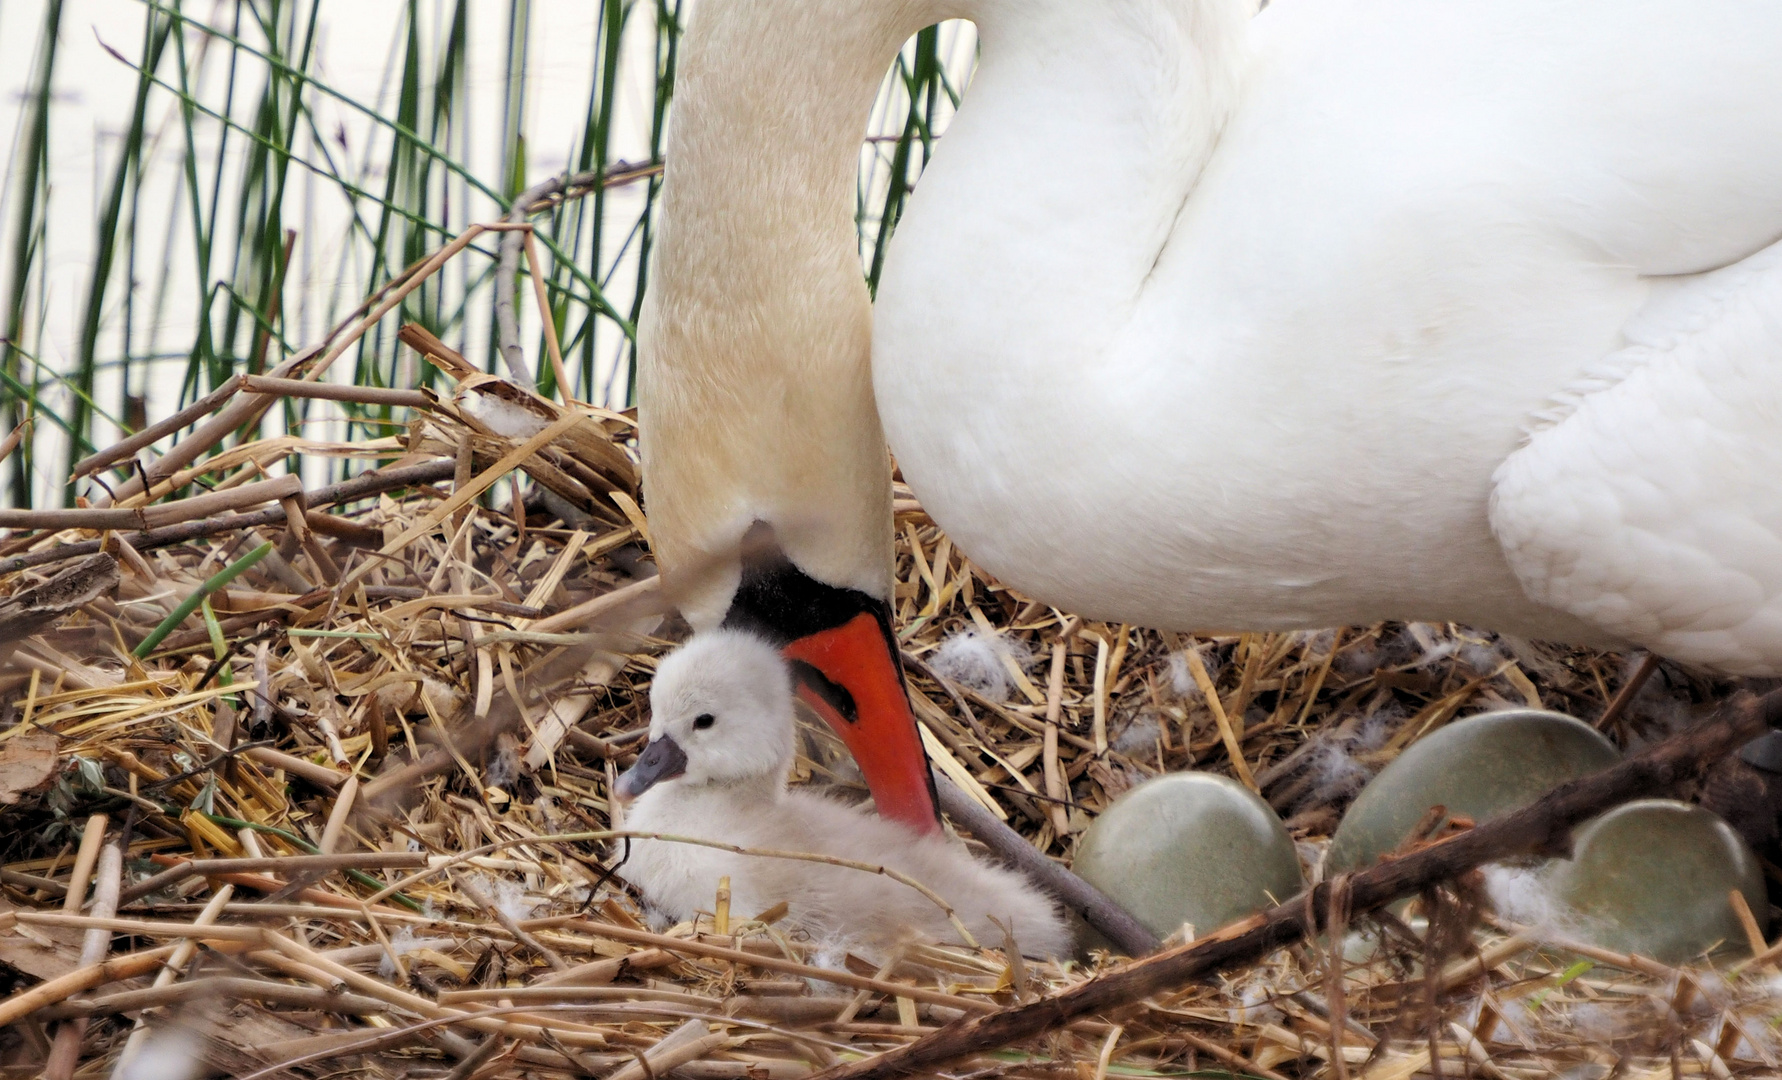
<box><xmin>0</xmin><ymin>418</ymin><xmax>31</xmax><ymax>469</ymax></box>
<box><xmin>110</xmin><ymin>885</ymin><xmax>234</xmax><ymax>1074</ymax></box>
<box><xmin>525</xmin><ymin>574</ymin><xmax>661</xmax><ymax>635</ymax></box>
<box><xmin>45</xmin><ymin>973</ymin><xmax>389</xmax><ymax>1020</ymax></box>
<box><xmin>0</xmin><ymin>474</ymin><xmax>300</xmax><ymax>531</ymax></box>
<box><xmin>523</xmin><ymin>229</ymin><xmax>574</xmax><ymax>403</ymax></box>
<box><xmin>253</xmin><ymin>928</ymin><xmax>613</xmax><ymax>1046</ymax></box>
<box><xmin>1</xmin><ymin>460</ymin><xmax>457</xmax><ymax>573</ymax></box>
<box><xmin>806</xmin><ymin>690</ymin><xmax>1777</xmax><ymax>1080</ymax></box>
<box><xmin>96</xmin><ymin>225</ymin><xmax>484</xmax><ymax>508</ymax></box>
<box><xmin>93</xmin><ymin>350</ymin><xmax>314</xmax><ymax>507</ymax></box>
<box><xmin>239</xmin><ymin>373</ymin><xmax>435</xmax><ymax>409</ymax></box>
<box><xmin>565</xmin><ymin>919</ymin><xmax>994</xmax><ymax>1011</ymax></box>
<box><xmin>0</xmin><ymin>945</ymin><xmax>183</xmax><ymax>1027</ymax></box>
<box><xmin>1184</xmin><ymin>646</ymin><xmax>1258</xmax><ymax>791</ymax></box>
<box><xmin>492</xmin><ymin>163</ymin><xmax>662</xmax><ymax>390</ymax></box>
<box><xmin>443</xmin><ymin>1034</ymin><xmax>510</xmax><ymax>1080</ymax></box>
<box><xmin>70</xmin><ymin>376</ymin><xmax>241</xmax><ymax>479</ymax></box>
<box><xmin>117</xmin><ymin>852</ymin><xmax>425</xmax><ymax>906</ymax></box>
<box><xmin>1596</xmin><ymin>652</ymin><xmax>1661</xmax><ymax>732</ymax></box>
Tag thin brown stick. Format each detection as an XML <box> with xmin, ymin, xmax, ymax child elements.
<box><xmin>348</xmin><ymin>410</ymin><xmax>584</xmax><ymax>593</ymax></box>
<box><xmin>70</xmin><ymin>376</ymin><xmax>241</xmax><ymax>479</ymax></box>
<box><xmin>97</xmin><ymin>225</ymin><xmax>482</xmax><ymax>507</ymax></box>
<box><xmin>523</xmin><ymin>229</ymin><xmax>575</xmax><ymax>404</ymax></box>
<box><xmin>42</xmin><ymin>974</ymin><xmax>390</xmax><ymax>1020</ymax></box>
<box><xmin>239</xmin><ymin>374</ymin><xmax>435</xmax><ymax>409</ymax></box>
<box><xmin>305</xmin><ymin>224</ymin><xmax>489</xmax><ymax>385</ymax></box>
<box><xmin>60</xmin><ymin>815</ymin><xmax>108</xmax><ymax>917</ymax></box>
<box><xmin>1185</xmin><ymin>646</ymin><xmax>1258</xmax><ymax>791</ymax></box>
<box><xmin>1596</xmin><ymin>652</ymin><xmax>1661</xmax><ymax>732</ymax></box>
<box><xmin>443</xmin><ymin>1034</ymin><xmax>511</xmax><ymax>1080</ymax></box>
<box><xmin>1040</xmin><ymin>642</ymin><xmax>1071</xmax><ymax>837</ymax></box>
<box><xmin>808</xmin><ymin>690</ymin><xmax>1778</xmax><ymax>1080</ymax></box>
<box><xmin>1168</xmin><ymin>1029</ymin><xmax>1291</xmax><ymax>1080</ymax></box>
<box><xmin>254</xmin><ymin>928</ymin><xmax>613</xmax><ymax>1046</ymax></box>
<box><xmin>95</xmin><ymin>350</ymin><xmax>314</xmax><ymax>506</ymax></box>
<box><xmin>117</xmin><ymin>851</ymin><xmax>427</xmax><ymax>906</ymax></box>
<box><xmin>112</xmin><ymin>885</ymin><xmax>234</xmax><ymax>1074</ymax></box>
<box><xmin>1</xmin><ymin>460</ymin><xmax>456</xmax><ymax>574</ymax></box>
<box><xmin>0</xmin><ymin>505</ymin><xmax>144</xmax><ymax>531</ymax></box>
<box><xmin>566</xmin><ymin>919</ymin><xmax>995</xmax><ymax>1012</ymax></box>
<box><xmin>526</xmin><ymin>574</ymin><xmax>661</xmax><ymax>635</ymax></box>
<box><xmin>244</xmin><ymin>745</ymin><xmax>348</xmax><ymax>788</ymax></box>
<box><xmin>139</xmin><ymin>474</ymin><xmax>305</xmax><ymax>527</ymax></box>
<box><xmin>493</xmin><ymin>163</ymin><xmax>661</xmax><ymax>389</ymax></box>
<box><xmin>0</xmin><ymin>418</ymin><xmax>33</xmax><ymax>469</ymax></box>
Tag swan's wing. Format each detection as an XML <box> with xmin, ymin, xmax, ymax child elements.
<box><xmin>1490</xmin><ymin>239</ymin><xmax>1782</xmax><ymax>675</ymax></box>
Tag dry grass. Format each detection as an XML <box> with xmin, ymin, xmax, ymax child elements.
<box><xmin>0</xmin><ymin>231</ymin><xmax>1776</xmax><ymax>1080</ymax></box>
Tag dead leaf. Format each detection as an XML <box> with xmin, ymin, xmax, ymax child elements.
<box><xmin>0</xmin><ymin>899</ymin><xmax>83</xmax><ymax>981</ymax></box>
<box><xmin>0</xmin><ymin>729</ymin><xmax>60</xmax><ymax>804</ymax></box>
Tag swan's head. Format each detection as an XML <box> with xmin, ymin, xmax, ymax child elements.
<box><xmin>616</xmin><ymin>630</ymin><xmax>798</xmax><ymax>800</ymax></box>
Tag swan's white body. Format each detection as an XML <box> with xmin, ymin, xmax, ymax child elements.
<box><xmin>639</xmin><ymin>0</ymin><xmax>1782</xmax><ymax>673</ymax></box>
<box><xmin>619</xmin><ymin>632</ymin><xmax>1070</xmax><ymax>957</ymax></box>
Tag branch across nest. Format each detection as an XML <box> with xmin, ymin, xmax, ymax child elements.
<box><xmin>815</xmin><ymin>689</ymin><xmax>1778</xmax><ymax>1079</ymax></box>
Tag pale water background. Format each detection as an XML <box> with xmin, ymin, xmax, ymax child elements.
<box><xmin>0</xmin><ymin>1</ymin><xmax>975</xmax><ymax>505</ymax></box>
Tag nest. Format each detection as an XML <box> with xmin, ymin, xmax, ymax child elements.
<box><xmin>0</xmin><ymin>229</ymin><xmax>1777</xmax><ymax>1080</ymax></box>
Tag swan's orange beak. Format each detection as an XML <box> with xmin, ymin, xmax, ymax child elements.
<box><xmin>721</xmin><ymin>526</ymin><xmax>941</xmax><ymax>835</ymax></box>
<box><xmin>782</xmin><ymin>611</ymin><xmax>941</xmax><ymax>835</ymax></box>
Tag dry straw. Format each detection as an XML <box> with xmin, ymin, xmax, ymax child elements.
<box><xmin>0</xmin><ymin>221</ymin><xmax>1776</xmax><ymax>1080</ymax></box>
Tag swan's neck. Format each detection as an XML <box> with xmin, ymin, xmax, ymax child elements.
<box><xmin>638</xmin><ymin>0</ymin><xmax>1249</xmax><ymax>628</ymax></box>
<box><xmin>639</xmin><ymin>0</ymin><xmax>947</xmax><ymax>627</ymax></box>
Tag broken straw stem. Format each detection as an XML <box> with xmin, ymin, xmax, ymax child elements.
<box><xmin>132</xmin><ymin>541</ymin><xmax>275</xmax><ymax>657</ymax></box>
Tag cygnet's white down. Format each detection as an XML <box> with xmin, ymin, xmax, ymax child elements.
<box><xmin>616</xmin><ymin>630</ymin><xmax>1070</xmax><ymax>958</ymax></box>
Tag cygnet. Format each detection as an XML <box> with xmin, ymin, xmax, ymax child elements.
<box><xmin>614</xmin><ymin>629</ymin><xmax>1070</xmax><ymax>958</ymax></box>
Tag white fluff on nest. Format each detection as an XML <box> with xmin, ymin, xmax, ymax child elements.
<box><xmin>456</xmin><ymin>387</ymin><xmax>548</xmax><ymax>438</ymax></box>
<box><xmin>928</xmin><ymin>628</ymin><xmax>1031</xmax><ymax>702</ymax></box>
<box><xmin>1164</xmin><ymin>649</ymin><xmax>1222</xmax><ymax>700</ymax></box>
<box><xmin>114</xmin><ymin>1027</ymin><xmax>204</xmax><ymax>1080</ymax></box>
<box><xmin>1480</xmin><ymin>863</ymin><xmax>1578</xmax><ymax>938</ymax></box>
<box><xmin>617</xmin><ymin>630</ymin><xmax>1070</xmax><ymax>959</ymax></box>
<box><xmin>1289</xmin><ymin>709</ymin><xmax>1396</xmax><ymax>813</ymax></box>
<box><xmin>1111</xmin><ymin>712</ymin><xmax>1164</xmax><ymax>754</ymax></box>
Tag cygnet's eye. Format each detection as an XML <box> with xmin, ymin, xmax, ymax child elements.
<box><xmin>692</xmin><ymin>713</ymin><xmax>716</xmax><ymax>731</ymax></box>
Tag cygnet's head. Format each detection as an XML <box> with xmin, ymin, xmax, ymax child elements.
<box><xmin>615</xmin><ymin>630</ymin><xmax>797</xmax><ymax>801</ymax></box>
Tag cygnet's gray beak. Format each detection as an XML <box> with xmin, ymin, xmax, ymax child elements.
<box><xmin>615</xmin><ymin>735</ymin><xmax>688</xmax><ymax>802</ymax></box>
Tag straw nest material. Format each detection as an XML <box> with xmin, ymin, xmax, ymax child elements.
<box><xmin>1</xmin><ymin>246</ymin><xmax>1779</xmax><ymax>1080</ymax></box>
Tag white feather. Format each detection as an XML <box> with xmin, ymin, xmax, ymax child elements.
<box><xmin>641</xmin><ymin>0</ymin><xmax>1782</xmax><ymax>678</ymax></box>
<box><xmin>928</xmin><ymin>629</ymin><xmax>1031</xmax><ymax>703</ymax></box>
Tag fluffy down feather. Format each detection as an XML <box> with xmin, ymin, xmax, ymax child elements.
<box><xmin>618</xmin><ymin>630</ymin><xmax>1070</xmax><ymax>958</ymax></box>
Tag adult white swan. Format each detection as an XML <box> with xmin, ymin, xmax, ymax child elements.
<box><xmin>637</xmin><ymin>0</ymin><xmax>1782</xmax><ymax>832</ymax></box>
